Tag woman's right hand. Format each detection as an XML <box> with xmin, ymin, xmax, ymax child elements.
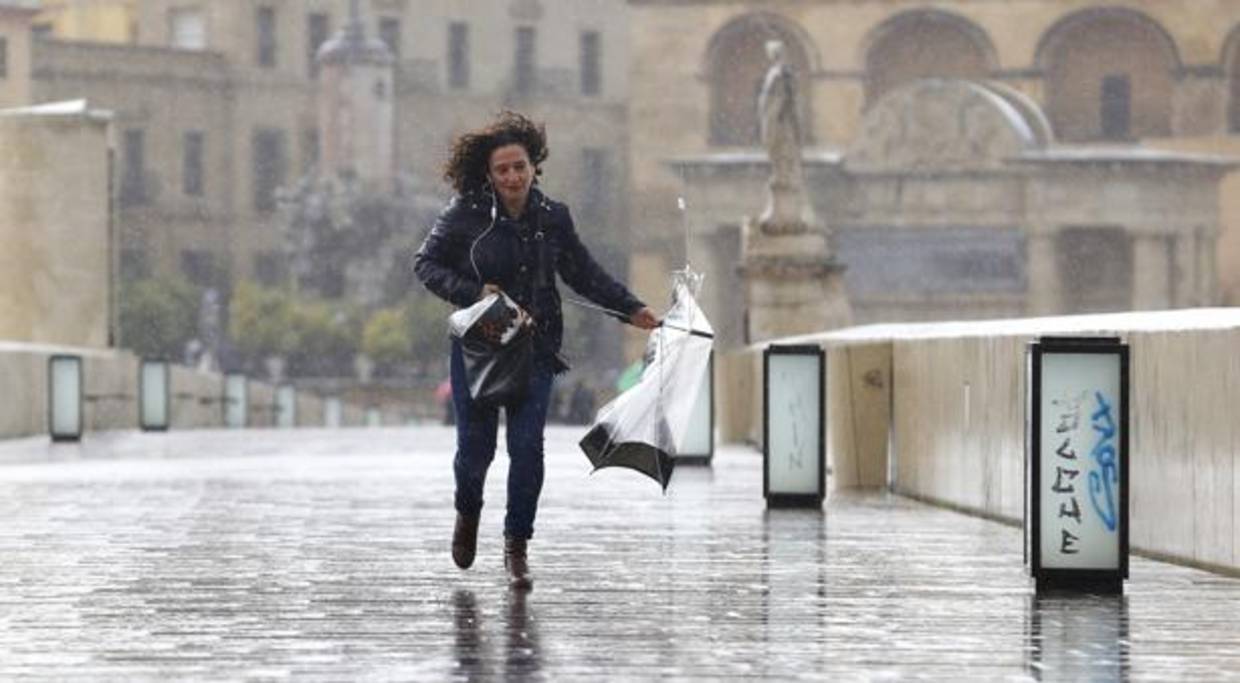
<box><xmin>479</xmin><ymin>283</ymin><xmax>502</xmax><ymax>301</ymax></box>
<box><xmin>480</xmin><ymin>284</ymin><xmax>534</xmax><ymax>327</ymax></box>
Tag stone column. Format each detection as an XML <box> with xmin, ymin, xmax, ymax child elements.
<box><xmin>1197</xmin><ymin>225</ymin><xmax>1220</xmax><ymax>306</ymax></box>
<box><xmin>1131</xmin><ymin>234</ymin><xmax>1172</xmax><ymax>310</ymax></box>
<box><xmin>741</xmin><ymin>218</ymin><xmax>851</xmax><ymax>342</ymax></box>
<box><xmin>1025</xmin><ymin>230</ymin><xmax>1060</xmax><ymax>316</ymax></box>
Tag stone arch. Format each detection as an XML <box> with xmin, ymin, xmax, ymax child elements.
<box><xmin>1222</xmin><ymin>24</ymin><xmax>1240</xmax><ymax>133</ymax></box>
<box><xmin>1036</xmin><ymin>7</ymin><xmax>1180</xmax><ymax>142</ymax></box>
<box><xmin>861</xmin><ymin>9</ymin><xmax>998</xmax><ymax>107</ymax></box>
<box><xmin>703</xmin><ymin>12</ymin><xmax>816</xmax><ymax>147</ymax></box>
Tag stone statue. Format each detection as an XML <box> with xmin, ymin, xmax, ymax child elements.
<box><xmin>740</xmin><ymin>39</ymin><xmax>851</xmax><ymax>343</ymax></box>
<box><xmin>756</xmin><ymin>40</ymin><xmax>808</xmax><ymax>230</ymax></box>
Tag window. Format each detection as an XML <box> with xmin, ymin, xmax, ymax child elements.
<box><xmin>252</xmin><ymin>128</ymin><xmax>287</xmax><ymax>213</ymax></box>
<box><xmin>120</xmin><ymin>247</ymin><xmax>149</xmax><ymax>280</ymax></box>
<box><xmin>301</xmin><ymin>128</ymin><xmax>320</xmax><ymax>173</ymax></box>
<box><xmin>0</xmin><ymin>37</ymin><xmax>7</xmax><ymax>79</ymax></box>
<box><xmin>514</xmin><ymin>26</ymin><xmax>536</xmax><ymax>96</ymax></box>
<box><xmin>120</xmin><ymin>129</ymin><xmax>147</xmax><ymax>206</ymax></box>
<box><xmin>580</xmin><ymin>148</ymin><xmax>610</xmax><ymax>223</ymax></box>
<box><xmin>256</xmin><ymin>6</ymin><xmax>277</xmax><ymax>67</ymax></box>
<box><xmin>580</xmin><ymin>31</ymin><xmax>601</xmax><ymax>96</ymax></box>
<box><xmin>379</xmin><ymin>17</ymin><xmax>401</xmax><ymax>59</ymax></box>
<box><xmin>1231</xmin><ymin>72</ymin><xmax>1240</xmax><ymax>134</ymax></box>
<box><xmin>168</xmin><ymin>7</ymin><xmax>206</xmax><ymax>50</ymax></box>
<box><xmin>254</xmin><ymin>252</ymin><xmax>285</xmax><ymax>286</ymax></box>
<box><xmin>1100</xmin><ymin>74</ymin><xmax>1131</xmax><ymax>140</ymax></box>
<box><xmin>31</xmin><ymin>23</ymin><xmax>53</xmax><ymax>39</ymax></box>
<box><xmin>180</xmin><ymin>250</ymin><xmax>216</xmax><ymax>287</ymax></box>
<box><xmin>183</xmin><ymin>131</ymin><xmax>205</xmax><ymax>197</ymax></box>
<box><xmin>1056</xmin><ymin>226</ymin><xmax>1133</xmax><ymax>313</ymax></box>
<box><xmin>448</xmin><ymin>22</ymin><xmax>470</xmax><ymax>89</ymax></box>
<box><xmin>307</xmin><ymin>12</ymin><xmax>329</xmax><ymax>77</ymax></box>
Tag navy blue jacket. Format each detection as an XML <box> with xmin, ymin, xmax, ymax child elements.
<box><xmin>414</xmin><ymin>187</ymin><xmax>645</xmax><ymax>367</ymax></box>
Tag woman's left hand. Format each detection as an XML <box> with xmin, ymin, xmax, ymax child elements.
<box><xmin>629</xmin><ymin>307</ymin><xmax>659</xmax><ymax>330</ymax></box>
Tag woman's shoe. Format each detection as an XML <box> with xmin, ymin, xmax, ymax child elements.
<box><xmin>452</xmin><ymin>512</ymin><xmax>480</xmax><ymax>569</ymax></box>
<box><xmin>504</xmin><ymin>536</ymin><xmax>533</xmax><ymax>590</ymax></box>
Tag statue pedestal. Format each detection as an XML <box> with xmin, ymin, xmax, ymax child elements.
<box><xmin>740</xmin><ymin>216</ymin><xmax>852</xmax><ymax>343</ymax></box>
<box><xmin>758</xmin><ymin>177</ymin><xmax>815</xmax><ymax>234</ymax></box>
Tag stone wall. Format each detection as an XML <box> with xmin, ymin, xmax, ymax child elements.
<box><xmin>718</xmin><ymin>308</ymin><xmax>1240</xmax><ymax>574</ymax></box>
<box><xmin>0</xmin><ymin>102</ymin><xmax>112</xmax><ymax>348</ymax></box>
<box><xmin>0</xmin><ymin>343</ymin><xmax>401</xmax><ymax>440</ymax></box>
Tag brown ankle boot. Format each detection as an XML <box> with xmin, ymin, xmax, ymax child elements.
<box><xmin>504</xmin><ymin>536</ymin><xmax>533</xmax><ymax>590</ymax></box>
<box><xmin>452</xmin><ymin>512</ymin><xmax>480</xmax><ymax>569</ymax></box>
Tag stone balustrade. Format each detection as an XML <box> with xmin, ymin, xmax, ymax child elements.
<box><xmin>0</xmin><ymin>341</ymin><xmax>402</xmax><ymax>440</ymax></box>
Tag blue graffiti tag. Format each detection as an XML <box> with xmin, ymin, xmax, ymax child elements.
<box><xmin>1087</xmin><ymin>391</ymin><xmax>1119</xmax><ymax>532</ymax></box>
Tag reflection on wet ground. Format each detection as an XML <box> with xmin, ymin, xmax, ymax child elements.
<box><xmin>1027</xmin><ymin>593</ymin><xmax>1128</xmax><ymax>680</ymax></box>
<box><xmin>0</xmin><ymin>427</ymin><xmax>1237</xmax><ymax>679</ymax></box>
<box><xmin>453</xmin><ymin>589</ymin><xmax>542</xmax><ymax>681</ymax></box>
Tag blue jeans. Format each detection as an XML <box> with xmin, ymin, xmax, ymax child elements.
<box><xmin>450</xmin><ymin>340</ymin><xmax>556</xmax><ymax>540</ymax></box>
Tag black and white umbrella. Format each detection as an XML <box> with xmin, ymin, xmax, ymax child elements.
<box><xmin>579</xmin><ymin>269</ymin><xmax>714</xmax><ymax>491</ymax></box>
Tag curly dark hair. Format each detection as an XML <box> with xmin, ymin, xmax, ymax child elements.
<box><xmin>443</xmin><ymin>111</ymin><xmax>549</xmax><ymax>195</ymax></box>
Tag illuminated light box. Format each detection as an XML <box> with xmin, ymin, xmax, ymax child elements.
<box><xmin>224</xmin><ymin>374</ymin><xmax>248</xmax><ymax>428</ymax></box>
<box><xmin>1027</xmin><ymin>336</ymin><xmax>1129</xmax><ymax>594</ymax></box>
<box><xmin>48</xmin><ymin>355</ymin><xmax>84</xmax><ymax>442</ymax></box>
<box><xmin>763</xmin><ymin>345</ymin><xmax>825</xmax><ymax>508</ymax></box>
<box><xmin>276</xmin><ymin>385</ymin><xmax>297</xmax><ymax>428</ymax></box>
<box><xmin>139</xmin><ymin>360</ymin><xmax>170</xmax><ymax>432</ymax></box>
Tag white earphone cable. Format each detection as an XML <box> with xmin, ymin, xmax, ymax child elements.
<box><xmin>469</xmin><ymin>185</ymin><xmax>499</xmax><ymax>283</ymax></box>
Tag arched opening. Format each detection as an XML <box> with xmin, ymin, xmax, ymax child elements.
<box><xmin>1037</xmin><ymin>8</ymin><xmax>1179</xmax><ymax>142</ymax></box>
<box><xmin>705</xmin><ymin>13</ymin><xmax>814</xmax><ymax>147</ymax></box>
<box><xmin>862</xmin><ymin>10</ymin><xmax>997</xmax><ymax>107</ymax></box>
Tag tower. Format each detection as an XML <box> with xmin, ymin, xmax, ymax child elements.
<box><xmin>316</xmin><ymin>0</ymin><xmax>396</xmax><ymax>189</ymax></box>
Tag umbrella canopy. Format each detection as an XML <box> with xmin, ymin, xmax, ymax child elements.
<box><xmin>579</xmin><ymin>269</ymin><xmax>714</xmax><ymax>491</ymax></box>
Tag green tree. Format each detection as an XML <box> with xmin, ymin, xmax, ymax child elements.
<box><xmin>405</xmin><ymin>292</ymin><xmax>453</xmax><ymax>376</ymax></box>
<box><xmin>362</xmin><ymin>307</ymin><xmax>413</xmax><ymax>369</ymax></box>
<box><xmin>229</xmin><ymin>281</ymin><xmax>296</xmax><ymax>366</ymax></box>
<box><xmin>118</xmin><ymin>275</ymin><xmax>200</xmax><ymax>360</ymax></box>
<box><xmin>287</xmin><ymin>298</ymin><xmax>360</xmax><ymax>376</ymax></box>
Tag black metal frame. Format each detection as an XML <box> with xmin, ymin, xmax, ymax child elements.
<box><xmin>47</xmin><ymin>354</ymin><xmax>84</xmax><ymax>443</ymax></box>
<box><xmin>1027</xmin><ymin>336</ymin><xmax>1129</xmax><ymax>594</ymax></box>
<box><xmin>138</xmin><ymin>359</ymin><xmax>171</xmax><ymax>432</ymax></box>
<box><xmin>763</xmin><ymin>344</ymin><xmax>826</xmax><ymax>508</ymax></box>
<box><xmin>677</xmin><ymin>351</ymin><xmax>715</xmax><ymax>466</ymax></box>
<box><xmin>223</xmin><ymin>373</ymin><xmax>248</xmax><ymax>428</ymax></box>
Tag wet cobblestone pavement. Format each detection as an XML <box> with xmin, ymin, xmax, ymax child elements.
<box><xmin>0</xmin><ymin>427</ymin><xmax>1238</xmax><ymax>680</ymax></box>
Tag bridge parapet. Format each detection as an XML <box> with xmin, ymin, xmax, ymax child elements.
<box><xmin>720</xmin><ymin>307</ymin><xmax>1240</xmax><ymax>575</ymax></box>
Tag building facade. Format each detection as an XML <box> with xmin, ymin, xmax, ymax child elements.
<box><xmin>0</xmin><ymin>0</ymin><xmax>632</xmax><ymax>301</ymax></box>
<box><xmin>627</xmin><ymin>0</ymin><xmax>1240</xmax><ymax>336</ymax></box>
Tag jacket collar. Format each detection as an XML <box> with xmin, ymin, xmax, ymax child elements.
<box><xmin>461</xmin><ymin>186</ymin><xmax>551</xmax><ymax>217</ymax></box>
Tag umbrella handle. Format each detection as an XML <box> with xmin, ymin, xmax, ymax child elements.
<box><xmin>564</xmin><ymin>297</ymin><xmax>714</xmax><ymax>339</ymax></box>
<box><xmin>563</xmin><ymin>296</ymin><xmax>632</xmax><ymax>320</ymax></box>
<box><xmin>657</xmin><ymin>321</ymin><xmax>714</xmax><ymax>340</ymax></box>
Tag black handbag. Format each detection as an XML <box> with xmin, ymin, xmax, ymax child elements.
<box><xmin>449</xmin><ymin>293</ymin><xmax>534</xmax><ymax>406</ymax></box>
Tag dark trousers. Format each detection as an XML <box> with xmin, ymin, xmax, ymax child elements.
<box><xmin>450</xmin><ymin>340</ymin><xmax>556</xmax><ymax>540</ymax></box>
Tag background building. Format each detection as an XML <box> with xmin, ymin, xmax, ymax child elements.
<box><xmin>0</xmin><ymin>0</ymin><xmax>635</xmax><ymax>377</ymax></box>
<box><xmin>627</xmin><ymin>0</ymin><xmax>1240</xmax><ymax>346</ymax></box>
